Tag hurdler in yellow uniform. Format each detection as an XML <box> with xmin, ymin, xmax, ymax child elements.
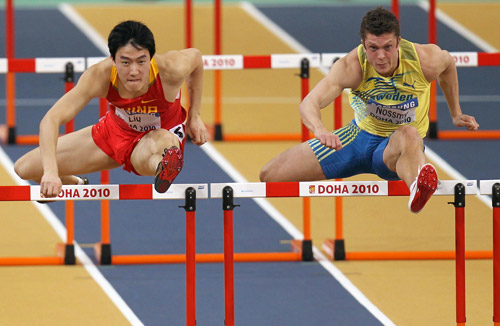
<box><xmin>307</xmin><ymin>38</ymin><xmax>431</xmax><ymax>181</ymax></box>
<box><xmin>260</xmin><ymin>7</ymin><xmax>479</xmax><ymax>213</ymax></box>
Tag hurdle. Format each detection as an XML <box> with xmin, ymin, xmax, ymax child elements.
<box><xmin>210</xmin><ymin>180</ymin><xmax>483</xmax><ymax>258</ymax></box>
<box><xmin>109</xmin><ymin>182</ymin><xmax>302</xmax><ymax>265</ymax></box>
<box><xmin>211</xmin><ymin>180</ymin><xmax>487</xmax><ymax>325</ymax></box>
<box><xmin>321</xmin><ymin>180</ymin><xmax>493</xmax><ymax>261</ymax></box>
<box><xmin>0</xmin><ymin>183</ymin><xmax>203</xmax><ymax>325</ymax></box>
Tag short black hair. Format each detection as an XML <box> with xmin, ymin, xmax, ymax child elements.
<box><xmin>108</xmin><ymin>20</ymin><xmax>156</xmax><ymax>60</ymax></box>
<box><xmin>360</xmin><ymin>7</ymin><xmax>400</xmax><ymax>41</ymax></box>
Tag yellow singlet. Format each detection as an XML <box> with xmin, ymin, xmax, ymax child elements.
<box><xmin>349</xmin><ymin>39</ymin><xmax>431</xmax><ymax>138</ymax></box>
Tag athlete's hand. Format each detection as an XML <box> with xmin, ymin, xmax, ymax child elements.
<box><xmin>453</xmin><ymin>114</ymin><xmax>479</xmax><ymax>131</ymax></box>
<box><xmin>40</xmin><ymin>172</ymin><xmax>62</xmax><ymax>198</ymax></box>
<box><xmin>186</xmin><ymin>115</ymin><xmax>208</xmax><ymax>146</ymax></box>
<box><xmin>315</xmin><ymin>130</ymin><xmax>343</xmax><ymax>150</ymax></box>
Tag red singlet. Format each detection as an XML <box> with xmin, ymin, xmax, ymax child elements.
<box><xmin>92</xmin><ymin>58</ymin><xmax>187</xmax><ymax>174</ymax></box>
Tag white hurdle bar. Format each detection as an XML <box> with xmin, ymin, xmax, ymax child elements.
<box><xmin>210</xmin><ymin>180</ymin><xmax>478</xmax><ymax>198</ymax></box>
<box><xmin>0</xmin><ymin>183</ymin><xmax>208</xmax><ymax>201</ymax></box>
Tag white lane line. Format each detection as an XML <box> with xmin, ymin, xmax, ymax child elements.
<box><xmin>418</xmin><ymin>0</ymin><xmax>498</xmax><ymax>52</ymax></box>
<box><xmin>58</xmin><ymin>4</ymin><xmax>144</xmax><ymax>325</ymax></box>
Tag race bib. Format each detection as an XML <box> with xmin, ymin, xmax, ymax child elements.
<box><xmin>115</xmin><ymin>108</ymin><xmax>161</xmax><ymax>132</ymax></box>
<box><xmin>169</xmin><ymin>123</ymin><xmax>186</xmax><ymax>144</ymax></box>
<box><xmin>366</xmin><ymin>97</ymin><xmax>418</xmax><ymax>124</ymax></box>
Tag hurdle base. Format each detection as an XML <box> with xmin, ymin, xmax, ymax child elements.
<box><xmin>214</xmin><ymin>123</ymin><xmax>223</xmax><ymax>141</ymax></box>
<box><xmin>56</xmin><ymin>243</ymin><xmax>75</xmax><ymax>265</ymax></box>
<box><xmin>0</xmin><ymin>256</ymin><xmax>63</xmax><ymax>266</ymax></box>
<box><xmin>290</xmin><ymin>239</ymin><xmax>314</xmax><ymax>261</ymax></box>
<box><xmin>322</xmin><ymin>239</ymin><xmax>346</xmax><ymax>261</ymax></box>
<box><xmin>111</xmin><ymin>252</ymin><xmax>302</xmax><ymax>265</ymax></box>
<box><xmin>94</xmin><ymin>243</ymin><xmax>112</xmax><ymax>265</ymax></box>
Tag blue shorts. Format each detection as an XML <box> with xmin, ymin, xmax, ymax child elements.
<box><xmin>307</xmin><ymin>120</ymin><xmax>400</xmax><ymax>180</ymax></box>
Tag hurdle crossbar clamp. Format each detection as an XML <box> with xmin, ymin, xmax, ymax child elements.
<box><xmin>492</xmin><ymin>183</ymin><xmax>500</xmax><ymax>208</ymax></box>
<box><xmin>299</xmin><ymin>57</ymin><xmax>309</xmax><ymax>79</ymax></box>
<box><xmin>64</xmin><ymin>62</ymin><xmax>74</xmax><ymax>83</ymax></box>
<box><xmin>223</xmin><ymin>186</ymin><xmax>239</xmax><ymax>211</ymax></box>
<box><xmin>448</xmin><ymin>183</ymin><xmax>465</xmax><ymax>208</ymax></box>
<box><xmin>180</xmin><ymin>187</ymin><xmax>197</xmax><ymax>211</ymax></box>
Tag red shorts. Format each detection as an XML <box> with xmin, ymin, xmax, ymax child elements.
<box><xmin>92</xmin><ymin>111</ymin><xmax>186</xmax><ymax>175</ymax></box>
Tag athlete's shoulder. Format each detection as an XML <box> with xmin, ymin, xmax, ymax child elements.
<box><xmin>330</xmin><ymin>47</ymin><xmax>362</xmax><ymax>89</ymax></box>
<box><xmin>414</xmin><ymin>42</ymin><xmax>446</xmax><ymax>61</ymax></box>
<box><xmin>414</xmin><ymin>43</ymin><xmax>452</xmax><ymax>79</ymax></box>
<box><xmin>86</xmin><ymin>57</ymin><xmax>113</xmax><ymax>76</ymax></box>
<box><xmin>76</xmin><ymin>57</ymin><xmax>112</xmax><ymax>98</ymax></box>
<box><xmin>154</xmin><ymin>48</ymin><xmax>202</xmax><ymax>80</ymax></box>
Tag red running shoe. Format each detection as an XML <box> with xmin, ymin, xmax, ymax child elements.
<box><xmin>154</xmin><ymin>146</ymin><xmax>183</xmax><ymax>193</ymax></box>
<box><xmin>408</xmin><ymin>163</ymin><xmax>438</xmax><ymax>213</ymax></box>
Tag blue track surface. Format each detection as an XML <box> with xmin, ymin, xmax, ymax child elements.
<box><xmin>1</xmin><ymin>4</ymin><xmax>498</xmax><ymax>325</ymax></box>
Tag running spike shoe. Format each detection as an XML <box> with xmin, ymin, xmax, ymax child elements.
<box><xmin>154</xmin><ymin>146</ymin><xmax>183</xmax><ymax>193</ymax></box>
<box><xmin>408</xmin><ymin>163</ymin><xmax>438</xmax><ymax>213</ymax></box>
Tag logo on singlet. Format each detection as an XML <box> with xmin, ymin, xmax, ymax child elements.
<box><xmin>141</xmin><ymin>99</ymin><xmax>156</xmax><ymax>104</ymax></box>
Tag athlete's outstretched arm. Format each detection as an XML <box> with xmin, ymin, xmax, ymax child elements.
<box><xmin>38</xmin><ymin>60</ymin><xmax>110</xmax><ymax>197</ymax></box>
<box><xmin>417</xmin><ymin>44</ymin><xmax>479</xmax><ymax>131</ymax></box>
<box><xmin>298</xmin><ymin>48</ymin><xmax>362</xmax><ymax>149</ymax></box>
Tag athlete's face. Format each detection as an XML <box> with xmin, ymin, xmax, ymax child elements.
<box><xmin>114</xmin><ymin>43</ymin><xmax>151</xmax><ymax>95</ymax></box>
<box><xmin>362</xmin><ymin>33</ymin><xmax>401</xmax><ymax>77</ymax></box>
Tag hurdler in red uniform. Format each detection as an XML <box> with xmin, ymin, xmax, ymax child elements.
<box><xmin>14</xmin><ymin>20</ymin><xmax>208</xmax><ymax>197</ymax></box>
<box><xmin>93</xmin><ymin>58</ymin><xmax>187</xmax><ymax>176</ymax></box>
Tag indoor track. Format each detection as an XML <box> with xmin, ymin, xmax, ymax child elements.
<box><xmin>0</xmin><ymin>2</ymin><xmax>499</xmax><ymax>325</ymax></box>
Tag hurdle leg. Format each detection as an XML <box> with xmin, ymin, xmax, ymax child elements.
<box><xmin>64</xmin><ymin>201</ymin><xmax>76</xmax><ymax>265</ymax></box>
<box><xmin>182</xmin><ymin>187</ymin><xmax>197</xmax><ymax>326</ymax></box>
<box><xmin>450</xmin><ymin>183</ymin><xmax>466</xmax><ymax>325</ymax></box>
<box><xmin>492</xmin><ymin>183</ymin><xmax>500</xmax><ymax>325</ymax></box>
<box><xmin>299</xmin><ymin>59</ymin><xmax>313</xmax><ymax>262</ymax></box>
<box><xmin>223</xmin><ymin>186</ymin><xmax>238</xmax><ymax>326</ymax></box>
<box><xmin>97</xmin><ymin>99</ymin><xmax>112</xmax><ymax>264</ymax></box>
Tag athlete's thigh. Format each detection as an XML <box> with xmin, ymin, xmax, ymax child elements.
<box><xmin>55</xmin><ymin>126</ymin><xmax>120</xmax><ymax>175</ymax></box>
<box><xmin>309</xmin><ymin>122</ymin><xmax>374</xmax><ymax>179</ymax></box>
<box><xmin>261</xmin><ymin>141</ymin><xmax>325</xmax><ymax>182</ymax></box>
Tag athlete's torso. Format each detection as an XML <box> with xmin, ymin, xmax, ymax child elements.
<box><xmin>349</xmin><ymin>39</ymin><xmax>431</xmax><ymax>137</ymax></box>
<box><xmin>105</xmin><ymin>58</ymin><xmax>186</xmax><ymax>133</ymax></box>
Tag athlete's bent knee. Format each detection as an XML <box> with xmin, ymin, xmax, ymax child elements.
<box><xmin>150</xmin><ymin>129</ymin><xmax>180</xmax><ymax>152</ymax></box>
<box><xmin>259</xmin><ymin>162</ymin><xmax>276</xmax><ymax>182</ymax></box>
<box><xmin>394</xmin><ymin>125</ymin><xmax>422</xmax><ymax>148</ymax></box>
<box><xmin>259</xmin><ymin>167</ymin><xmax>269</xmax><ymax>182</ymax></box>
<box><xmin>13</xmin><ymin>157</ymin><xmax>30</xmax><ymax>180</ymax></box>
